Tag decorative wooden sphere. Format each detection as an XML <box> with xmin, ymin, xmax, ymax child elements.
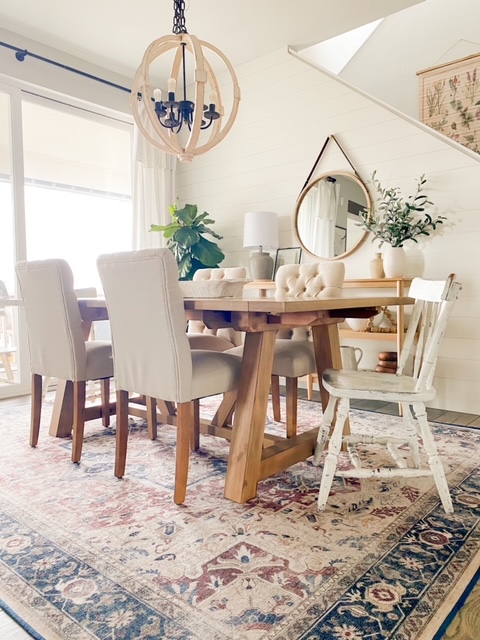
<box><xmin>131</xmin><ymin>33</ymin><xmax>241</xmax><ymax>162</ymax></box>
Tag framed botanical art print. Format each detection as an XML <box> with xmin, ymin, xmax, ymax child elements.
<box><xmin>417</xmin><ymin>53</ymin><xmax>480</xmax><ymax>154</ymax></box>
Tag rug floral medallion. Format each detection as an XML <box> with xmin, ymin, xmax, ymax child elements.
<box><xmin>0</xmin><ymin>398</ymin><xmax>479</xmax><ymax>640</ymax></box>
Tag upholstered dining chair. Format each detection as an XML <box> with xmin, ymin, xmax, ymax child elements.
<box><xmin>186</xmin><ymin>267</ymin><xmax>247</xmax><ymax>351</ymax></box>
<box><xmin>42</xmin><ymin>286</ymin><xmax>104</xmax><ymax>399</ymax></box>
<box><xmin>313</xmin><ymin>273</ymin><xmax>462</xmax><ymax>514</ymax></box>
<box><xmin>228</xmin><ymin>261</ymin><xmax>345</xmax><ymax>437</ymax></box>
<box><xmin>96</xmin><ymin>248</ymin><xmax>242</xmax><ymax>505</ymax></box>
<box><xmin>15</xmin><ymin>259</ymin><xmax>114</xmax><ymax>461</ymax></box>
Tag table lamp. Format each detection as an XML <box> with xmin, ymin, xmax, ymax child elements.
<box><xmin>243</xmin><ymin>211</ymin><xmax>279</xmax><ymax>280</ymax></box>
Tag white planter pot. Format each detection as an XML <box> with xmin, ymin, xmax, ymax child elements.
<box><xmin>383</xmin><ymin>246</ymin><xmax>406</xmax><ymax>278</ymax></box>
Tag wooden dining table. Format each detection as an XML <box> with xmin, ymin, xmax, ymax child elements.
<box><xmin>52</xmin><ymin>291</ymin><xmax>413</xmax><ymax>504</ymax></box>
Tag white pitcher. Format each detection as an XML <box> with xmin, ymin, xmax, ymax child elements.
<box><xmin>340</xmin><ymin>346</ymin><xmax>363</xmax><ymax>370</ymax></box>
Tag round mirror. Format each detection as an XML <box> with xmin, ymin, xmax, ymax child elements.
<box><xmin>294</xmin><ymin>171</ymin><xmax>370</xmax><ymax>260</ymax></box>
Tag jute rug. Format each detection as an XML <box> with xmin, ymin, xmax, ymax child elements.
<box><xmin>0</xmin><ymin>397</ymin><xmax>479</xmax><ymax>639</ymax></box>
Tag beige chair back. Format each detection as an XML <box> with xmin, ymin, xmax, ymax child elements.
<box><xmin>97</xmin><ymin>249</ymin><xmax>194</xmax><ymax>403</ymax></box>
<box><xmin>189</xmin><ymin>266</ymin><xmax>247</xmax><ymax>346</ymax></box>
<box><xmin>15</xmin><ymin>259</ymin><xmax>88</xmax><ymax>380</ymax></box>
<box><xmin>275</xmin><ymin>261</ymin><xmax>345</xmax><ymax>300</ymax></box>
<box><xmin>193</xmin><ymin>267</ymin><xmax>247</xmax><ymax>281</ymax></box>
<box><xmin>275</xmin><ymin>262</ymin><xmax>346</xmax><ymax>340</ymax></box>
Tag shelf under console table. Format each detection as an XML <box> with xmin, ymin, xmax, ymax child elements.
<box><xmin>244</xmin><ymin>277</ymin><xmax>413</xmax><ymax>356</ymax></box>
<box><xmin>341</xmin><ymin>277</ymin><xmax>413</xmax><ymax>356</ymax></box>
<box><xmin>244</xmin><ymin>278</ymin><xmax>414</xmax><ymax>398</ymax></box>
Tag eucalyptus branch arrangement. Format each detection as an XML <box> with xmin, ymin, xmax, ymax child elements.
<box><xmin>150</xmin><ymin>202</ymin><xmax>225</xmax><ymax>280</ymax></box>
<box><xmin>359</xmin><ymin>172</ymin><xmax>446</xmax><ymax>248</ymax></box>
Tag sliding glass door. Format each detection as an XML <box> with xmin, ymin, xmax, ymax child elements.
<box><xmin>0</xmin><ymin>85</ymin><xmax>26</xmax><ymax>395</ymax></box>
<box><xmin>0</xmin><ymin>84</ymin><xmax>133</xmax><ymax>398</ymax></box>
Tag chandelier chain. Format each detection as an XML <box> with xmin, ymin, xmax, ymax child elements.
<box><xmin>172</xmin><ymin>0</ymin><xmax>188</xmax><ymax>34</ymax></box>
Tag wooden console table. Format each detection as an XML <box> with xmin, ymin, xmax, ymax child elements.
<box><xmin>244</xmin><ymin>277</ymin><xmax>412</xmax><ymax>356</ymax></box>
<box><xmin>245</xmin><ymin>277</ymin><xmax>413</xmax><ymax>401</ymax></box>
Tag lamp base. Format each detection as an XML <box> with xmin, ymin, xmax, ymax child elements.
<box><xmin>249</xmin><ymin>251</ymin><xmax>274</xmax><ymax>280</ymax></box>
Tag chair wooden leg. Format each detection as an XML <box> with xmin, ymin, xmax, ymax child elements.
<box><xmin>318</xmin><ymin>397</ymin><xmax>350</xmax><ymax>511</ymax></box>
<box><xmin>271</xmin><ymin>374</ymin><xmax>281</xmax><ymax>422</ymax></box>
<box><xmin>313</xmin><ymin>396</ymin><xmax>337</xmax><ymax>466</ymax></box>
<box><xmin>175</xmin><ymin>402</ymin><xmax>193</xmax><ymax>504</ymax></box>
<box><xmin>71</xmin><ymin>381</ymin><xmax>86</xmax><ymax>463</ymax></box>
<box><xmin>115</xmin><ymin>389</ymin><xmax>130</xmax><ymax>478</ymax></box>
<box><xmin>402</xmin><ymin>403</ymin><xmax>421</xmax><ymax>468</ymax></box>
<box><xmin>285</xmin><ymin>377</ymin><xmax>298</xmax><ymax>437</ymax></box>
<box><xmin>146</xmin><ymin>396</ymin><xmax>157</xmax><ymax>440</ymax></box>
<box><xmin>412</xmin><ymin>401</ymin><xmax>454</xmax><ymax>514</ymax></box>
<box><xmin>30</xmin><ymin>373</ymin><xmax>43</xmax><ymax>447</ymax></box>
<box><xmin>191</xmin><ymin>399</ymin><xmax>200</xmax><ymax>451</ymax></box>
<box><xmin>42</xmin><ymin>376</ymin><xmax>51</xmax><ymax>399</ymax></box>
<box><xmin>307</xmin><ymin>373</ymin><xmax>315</xmax><ymax>401</ymax></box>
<box><xmin>100</xmin><ymin>378</ymin><xmax>110</xmax><ymax>427</ymax></box>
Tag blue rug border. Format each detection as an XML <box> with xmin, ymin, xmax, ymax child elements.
<box><xmin>432</xmin><ymin>564</ymin><xmax>480</xmax><ymax>639</ymax></box>
<box><xmin>0</xmin><ymin>597</ymin><xmax>46</xmax><ymax>639</ymax></box>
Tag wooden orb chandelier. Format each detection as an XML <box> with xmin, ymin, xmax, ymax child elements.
<box><xmin>131</xmin><ymin>0</ymin><xmax>241</xmax><ymax>162</ymax></box>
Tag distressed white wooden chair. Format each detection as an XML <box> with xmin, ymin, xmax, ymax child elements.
<box><xmin>15</xmin><ymin>259</ymin><xmax>114</xmax><ymax>461</ymax></box>
<box><xmin>313</xmin><ymin>273</ymin><xmax>462</xmax><ymax>514</ymax></box>
<box><xmin>97</xmin><ymin>249</ymin><xmax>242</xmax><ymax>505</ymax></box>
<box><xmin>228</xmin><ymin>261</ymin><xmax>345</xmax><ymax>437</ymax></box>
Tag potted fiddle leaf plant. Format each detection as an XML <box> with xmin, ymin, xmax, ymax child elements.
<box><xmin>359</xmin><ymin>171</ymin><xmax>446</xmax><ymax>277</ymax></box>
<box><xmin>150</xmin><ymin>202</ymin><xmax>225</xmax><ymax>280</ymax></box>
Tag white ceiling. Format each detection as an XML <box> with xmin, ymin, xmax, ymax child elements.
<box><xmin>0</xmin><ymin>0</ymin><xmax>422</xmax><ymax>79</ymax></box>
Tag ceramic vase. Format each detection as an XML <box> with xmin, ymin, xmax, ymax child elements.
<box><xmin>383</xmin><ymin>245</ymin><xmax>406</xmax><ymax>278</ymax></box>
<box><xmin>370</xmin><ymin>252</ymin><xmax>385</xmax><ymax>278</ymax></box>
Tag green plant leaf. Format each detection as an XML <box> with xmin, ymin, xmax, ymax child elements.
<box><xmin>177</xmin><ymin>254</ymin><xmax>192</xmax><ymax>279</ymax></box>
<box><xmin>174</xmin><ymin>227</ymin><xmax>200</xmax><ymax>249</ymax></box>
<box><xmin>192</xmin><ymin>236</ymin><xmax>225</xmax><ymax>266</ymax></box>
<box><xmin>195</xmin><ymin>224</ymin><xmax>223</xmax><ymax>240</ymax></box>
<box><xmin>176</xmin><ymin>204</ymin><xmax>198</xmax><ymax>225</ymax></box>
<box><xmin>151</xmin><ymin>201</ymin><xmax>225</xmax><ymax>279</ymax></box>
<box><xmin>359</xmin><ymin>172</ymin><xmax>444</xmax><ymax>247</ymax></box>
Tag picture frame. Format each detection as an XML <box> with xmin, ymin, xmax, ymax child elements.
<box><xmin>346</xmin><ymin>199</ymin><xmax>366</xmax><ymax>220</ymax></box>
<box><xmin>417</xmin><ymin>53</ymin><xmax>480</xmax><ymax>154</ymax></box>
<box><xmin>274</xmin><ymin>247</ymin><xmax>302</xmax><ymax>277</ymax></box>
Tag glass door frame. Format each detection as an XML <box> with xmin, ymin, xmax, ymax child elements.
<box><xmin>0</xmin><ymin>78</ymin><xmax>133</xmax><ymax>399</ymax></box>
<box><xmin>0</xmin><ymin>79</ymin><xmax>29</xmax><ymax>398</ymax></box>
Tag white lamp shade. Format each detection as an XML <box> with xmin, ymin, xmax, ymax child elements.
<box><xmin>243</xmin><ymin>211</ymin><xmax>279</xmax><ymax>249</ymax></box>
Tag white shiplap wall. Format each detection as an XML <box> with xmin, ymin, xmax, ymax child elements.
<box><xmin>177</xmin><ymin>47</ymin><xmax>480</xmax><ymax>414</ymax></box>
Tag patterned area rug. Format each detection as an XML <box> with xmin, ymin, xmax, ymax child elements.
<box><xmin>0</xmin><ymin>397</ymin><xmax>479</xmax><ymax>640</ymax></box>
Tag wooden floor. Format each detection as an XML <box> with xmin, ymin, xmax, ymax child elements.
<box><xmin>0</xmin><ymin>393</ymin><xmax>479</xmax><ymax>639</ymax></box>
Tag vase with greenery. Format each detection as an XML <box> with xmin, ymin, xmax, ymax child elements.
<box><xmin>150</xmin><ymin>202</ymin><xmax>225</xmax><ymax>280</ymax></box>
<box><xmin>359</xmin><ymin>172</ymin><xmax>446</xmax><ymax>277</ymax></box>
<box><xmin>359</xmin><ymin>171</ymin><xmax>446</xmax><ymax>248</ymax></box>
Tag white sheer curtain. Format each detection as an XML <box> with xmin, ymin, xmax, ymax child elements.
<box><xmin>314</xmin><ymin>180</ymin><xmax>339</xmax><ymax>258</ymax></box>
<box><xmin>298</xmin><ymin>179</ymin><xmax>339</xmax><ymax>257</ymax></box>
<box><xmin>132</xmin><ymin>122</ymin><xmax>176</xmax><ymax>249</ymax></box>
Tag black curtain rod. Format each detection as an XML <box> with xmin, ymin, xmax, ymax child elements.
<box><xmin>0</xmin><ymin>40</ymin><xmax>132</xmax><ymax>94</ymax></box>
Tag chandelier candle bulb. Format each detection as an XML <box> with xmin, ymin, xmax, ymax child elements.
<box><xmin>153</xmin><ymin>89</ymin><xmax>162</xmax><ymax>102</ymax></box>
